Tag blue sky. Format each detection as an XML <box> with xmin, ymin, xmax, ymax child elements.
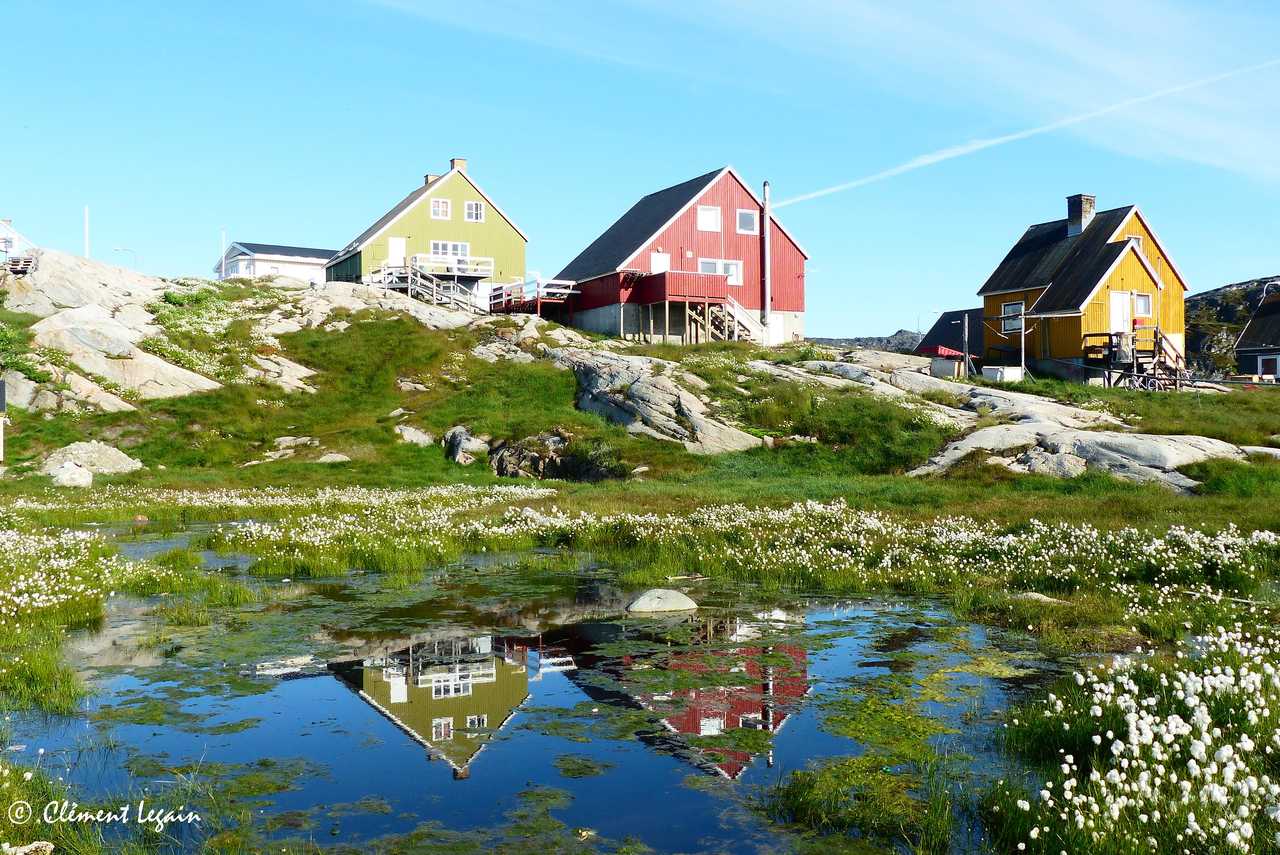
<box><xmin>5</xmin><ymin>0</ymin><xmax>1279</xmax><ymax>336</ymax></box>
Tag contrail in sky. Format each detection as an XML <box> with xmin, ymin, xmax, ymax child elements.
<box><xmin>775</xmin><ymin>56</ymin><xmax>1280</xmax><ymax>208</ymax></box>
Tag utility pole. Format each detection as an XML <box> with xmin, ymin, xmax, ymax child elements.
<box><xmin>761</xmin><ymin>181</ymin><xmax>772</xmax><ymax>344</ymax></box>
<box><xmin>0</xmin><ymin>379</ymin><xmax>7</xmax><ymax>464</ymax></box>
<box><xmin>1019</xmin><ymin>305</ymin><xmax>1027</xmax><ymax>376</ymax></box>
<box><xmin>961</xmin><ymin>313</ymin><xmax>970</xmax><ymax>378</ymax></box>
<box><xmin>220</xmin><ymin>228</ymin><xmax>227</xmax><ymax>279</ymax></box>
<box><xmin>83</xmin><ymin>206</ymin><xmax>90</xmax><ymax>258</ymax></box>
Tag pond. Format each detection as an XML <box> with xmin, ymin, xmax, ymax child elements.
<box><xmin>10</xmin><ymin>530</ymin><xmax>1063</xmax><ymax>852</ymax></box>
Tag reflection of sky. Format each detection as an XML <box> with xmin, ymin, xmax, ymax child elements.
<box><xmin>14</xmin><ymin>602</ymin><xmax>1053</xmax><ymax>851</ymax></box>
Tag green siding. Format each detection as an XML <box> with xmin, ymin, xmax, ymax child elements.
<box><xmin>358</xmin><ymin>172</ymin><xmax>526</xmax><ymax>283</ymax></box>
<box><xmin>326</xmin><ymin>251</ymin><xmax>362</xmax><ymax>283</ymax></box>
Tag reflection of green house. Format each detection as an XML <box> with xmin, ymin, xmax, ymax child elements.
<box><xmin>332</xmin><ymin>637</ymin><xmax>529</xmax><ymax>777</ymax></box>
<box><xmin>324</xmin><ymin>157</ymin><xmax>527</xmax><ymax>303</ymax></box>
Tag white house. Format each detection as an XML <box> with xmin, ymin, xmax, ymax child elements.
<box><xmin>214</xmin><ymin>242</ymin><xmax>337</xmax><ymax>283</ymax></box>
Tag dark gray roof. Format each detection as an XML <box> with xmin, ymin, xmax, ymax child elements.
<box><xmin>328</xmin><ymin>175</ymin><xmax>446</xmax><ymax>267</ymax></box>
<box><xmin>916</xmin><ymin>308</ymin><xmax>983</xmax><ymax>355</ymax></box>
<box><xmin>235</xmin><ymin>242</ymin><xmax>336</xmax><ymax>260</ymax></box>
<box><xmin>1237</xmin><ymin>293</ymin><xmax>1280</xmax><ymax>351</ymax></box>
<box><xmin>555</xmin><ymin>168</ymin><xmax>724</xmax><ymax>282</ymax></box>
<box><xmin>977</xmin><ymin>206</ymin><xmax>1136</xmax><ymax>314</ymax></box>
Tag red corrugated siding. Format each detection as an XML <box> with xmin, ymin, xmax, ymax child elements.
<box><xmin>570</xmin><ymin>170</ymin><xmax>806</xmax><ymax>314</ymax></box>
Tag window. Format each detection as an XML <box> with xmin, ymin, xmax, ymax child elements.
<box><xmin>465</xmin><ymin>714</ymin><xmax>488</xmax><ymax>735</ymax></box>
<box><xmin>736</xmin><ymin>209</ymin><xmax>759</xmax><ymax>234</ymax></box>
<box><xmin>431</xmin><ymin>717</ymin><xmax>453</xmax><ymax>741</ymax></box>
<box><xmin>1134</xmin><ymin>293</ymin><xmax>1153</xmax><ymax>317</ymax></box>
<box><xmin>464</xmin><ymin>200</ymin><xmax>485</xmax><ymax>222</ymax></box>
<box><xmin>1261</xmin><ymin>356</ymin><xmax>1278</xmax><ymax>377</ymax></box>
<box><xmin>431</xmin><ymin>198</ymin><xmax>452</xmax><ymax>219</ymax></box>
<box><xmin>429</xmin><ymin>240</ymin><xmax>470</xmax><ymax>258</ymax></box>
<box><xmin>1001</xmin><ymin>301</ymin><xmax>1024</xmax><ymax>333</ymax></box>
<box><xmin>696</xmin><ymin>205</ymin><xmax>721</xmax><ymax>232</ymax></box>
<box><xmin>698</xmin><ymin>258</ymin><xmax>743</xmax><ymax>286</ymax></box>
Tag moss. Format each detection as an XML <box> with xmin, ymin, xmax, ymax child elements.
<box><xmin>553</xmin><ymin>754</ymin><xmax>614</xmax><ymax>779</ymax></box>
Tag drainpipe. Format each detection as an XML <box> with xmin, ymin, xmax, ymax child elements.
<box><xmin>762</xmin><ymin>181</ymin><xmax>772</xmax><ymax>344</ymax></box>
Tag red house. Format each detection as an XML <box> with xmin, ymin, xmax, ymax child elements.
<box><xmin>505</xmin><ymin>167</ymin><xmax>808</xmax><ymax>344</ymax></box>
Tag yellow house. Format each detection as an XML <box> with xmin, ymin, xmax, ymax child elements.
<box><xmin>977</xmin><ymin>194</ymin><xmax>1188</xmax><ymax>385</ymax></box>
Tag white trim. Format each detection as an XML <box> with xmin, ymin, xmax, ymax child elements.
<box><xmin>735</xmin><ymin>208</ymin><xmax>759</xmax><ymax>235</ymax></box>
<box><xmin>1105</xmin><ymin>207</ymin><xmax>1189</xmax><ymax>291</ymax></box>
<box><xmin>326</xmin><ymin>168</ymin><xmax>530</xmax><ymax>270</ymax></box>
<box><xmin>696</xmin><ymin>205</ymin><xmax>722</xmax><ymax>232</ymax></box>
<box><xmin>464</xmin><ymin>200</ymin><xmax>485</xmax><ymax>223</ymax></box>
<box><xmin>697</xmin><ymin>257</ymin><xmax>743</xmax><ymax>286</ymax></box>
<box><xmin>1029</xmin><ymin>239</ymin><xmax>1163</xmax><ymax>316</ymax></box>
<box><xmin>1134</xmin><ymin>291</ymin><xmax>1153</xmax><ymax>318</ymax></box>
<box><xmin>610</xmin><ymin>166</ymin><xmax>810</xmax><ymax>280</ymax></box>
<box><xmin>431</xmin><ymin>198</ymin><xmax>452</xmax><ymax>220</ymax></box>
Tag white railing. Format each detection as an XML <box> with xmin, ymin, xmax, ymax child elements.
<box><xmin>724</xmin><ymin>294</ymin><xmax>765</xmax><ymax>341</ymax></box>
<box><xmin>489</xmin><ymin>276</ymin><xmax>577</xmax><ymax>311</ymax></box>
<box><xmin>410</xmin><ymin>253</ymin><xmax>494</xmax><ymax>278</ymax></box>
<box><xmin>0</xmin><ymin>220</ymin><xmax>37</xmax><ymax>259</ymax></box>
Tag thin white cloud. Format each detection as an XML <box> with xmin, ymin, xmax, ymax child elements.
<box><xmin>776</xmin><ymin>56</ymin><xmax>1280</xmax><ymax>207</ymax></box>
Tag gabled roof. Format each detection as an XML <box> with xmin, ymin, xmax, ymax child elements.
<box><xmin>977</xmin><ymin>206</ymin><xmax>1134</xmax><ymax>299</ymax></box>
<box><xmin>1237</xmin><ymin>292</ymin><xmax>1280</xmax><ymax>351</ymax></box>
<box><xmin>327</xmin><ymin>169</ymin><xmax>528</xmax><ymax>268</ymax></box>
<box><xmin>231</xmin><ymin>242</ymin><xmax>336</xmax><ymax>260</ymax></box>
<box><xmin>555</xmin><ymin>166</ymin><xmax>808</xmax><ymax>283</ymax></box>
<box><xmin>916</xmin><ymin>308</ymin><xmax>982</xmax><ymax>356</ymax></box>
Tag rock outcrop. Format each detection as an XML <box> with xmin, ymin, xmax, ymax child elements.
<box><xmin>1</xmin><ymin>367</ymin><xmax>134</xmax><ymax>415</ymax></box>
<box><xmin>49</xmin><ymin>460</ymin><xmax>93</xmax><ymax>488</ymax></box>
<box><xmin>255</xmin><ymin>282</ymin><xmax>473</xmax><ymax>344</ymax></box>
<box><xmin>547</xmin><ymin>347</ymin><xmax>762</xmax><ymax>454</ymax></box>
<box><xmin>41</xmin><ymin>441</ymin><xmax>143</xmax><ymax>476</ymax></box>
<box><xmin>443</xmin><ymin>425</ymin><xmax>490</xmax><ymax>465</ymax></box>
<box><xmin>394</xmin><ymin>424</ymin><xmax>435</xmax><ymax>447</ymax></box>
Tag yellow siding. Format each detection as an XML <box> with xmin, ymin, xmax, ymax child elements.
<box><xmin>1080</xmin><ymin>249</ymin><xmax>1165</xmax><ymax>336</ymax></box>
<box><xmin>982</xmin><ymin>288</ymin><xmax>1045</xmax><ymax>361</ymax></box>
<box><xmin>1112</xmin><ymin>211</ymin><xmax>1187</xmax><ymax>294</ymax></box>
<box><xmin>1042</xmin><ymin>315</ymin><xmax>1083</xmax><ymax>359</ymax></box>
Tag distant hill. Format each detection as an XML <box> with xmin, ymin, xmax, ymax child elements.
<box><xmin>810</xmin><ymin>329</ymin><xmax>923</xmax><ymax>354</ymax></box>
<box><xmin>1185</xmin><ymin>276</ymin><xmax>1280</xmax><ymax>374</ymax></box>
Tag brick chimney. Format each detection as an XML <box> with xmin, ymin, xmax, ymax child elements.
<box><xmin>424</xmin><ymin>173</ymin><xmax>439</xmax><ymax>185</ymax></box>
<box><xmin>450</xmin><ymin>157</ymin><xmax>468</xmax><ymax>174</ymax></box>
<box><xmin>1067</xmin><ymin>193</ymin><xmax>1096</xmax><ymax>236</ymax></box>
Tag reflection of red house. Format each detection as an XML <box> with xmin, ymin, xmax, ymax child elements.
<box><xmin>642</xmin><ymin>644</ymin><xmax>808</xmax><ymax>779</ymax></box>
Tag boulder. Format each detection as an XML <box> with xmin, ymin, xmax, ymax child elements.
<box><xmin>248</xmin><ymin>354</ymin><xmax>316</xmax><ymax>394</ymax></box>
<box><xmin>1</xmin><ymin>369</ymin><xmax>38</xmax><ymax>409</ymax></box>
<box><xmin>41</xmin><ymin>441</ymin><xmax>142</xmax><ymax>476</ymax></box>
<box><xmin>547</xmin><ymin>347</ymin><xmax>762</xmax><ymax>454</ymax></box>
<box><xmin>443</xmin><ymin>425</ymin><xmax>490</xmax><ymax>465</ymax></box>
<box><xmin>626</xmin><ymin>589</ymin><xmax>698</xmax><ymax>613</ymax></box>
<box><xmin>316</xmin><ymin>452</ymin><xmax>351</xmax><ymax>463</ymax></box>
<box><xmin>1241</xmin><ymin>446</ymin><xmax>1280</xmax><ymax>459</ymax></box>
<box><xmin>472</xmin><ymin>339</ymin><xmax>534</xmax><ymax>363</ymax></box>
<box><xmin>394</xmin><ymin>424</ymin><xmax>435</xmax><ymax>447</ymax></box>
<box><xmin>273</xmin><ymin>435</ymin><xmax>318</xmax><ymax>449</ymax></box>
<box><xmin>49</xmin><ymin>460</ymin><xmax>93</xmax><ymax>488</ymax></box>
<box><xmin>988</xmin><ymin>447</ymin><xmax>1088</xmax><ymax>478</ymax></box>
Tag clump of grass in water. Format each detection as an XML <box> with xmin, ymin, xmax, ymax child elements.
<box><xmin>553</xmin><ymin>754</ymin><xmax>614</xmax><ymax>778</ymax></box>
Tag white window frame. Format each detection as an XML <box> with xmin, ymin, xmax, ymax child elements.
<box><xmin>696</xmin><ymin>205</ymin><xmax>721</xmax><ymax>233</ymax></box>
<box><xmin>1260</xmin><ymin>355</ymin><xmax>1278</xmax><ymax>377</ymax></box>
<box><xmin>431</xmin><ymin>717</ymin><xmax>453</xmax><ymax>741</ymax></box>
<box><xmin>464</xmin><ymin>200</ymin><xmax>485</xmax><ymax>223</ymax></box>
<box><xmin>735</xmin><ymin>209</ymin><xmax>759</xmax><ymax>235</ymax></box>
<box><xmin>1001</xmin><ymin>301</ymin><xmax>1024</xmax><ymax>334</ymax></box>
<box><xmin>431</xmin><ymin>198</ymin><xmax>452</xmax><ymax>220</ymax></box>
<box><xmin>1134</xmin><ymin>292</ymin><xmax>1153</xmax><ymax>318</ymax></box>
<box><xmin>698</xmin><ymin>258</ymin><xmax>743</xmax><ymax>286</ymax></box>
<box><xmin>429</xmin><ymin>240</ymin><xmax>470</xmax><ymax>259</ymax></box>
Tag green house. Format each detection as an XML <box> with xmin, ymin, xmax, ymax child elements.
<box><xmin>325</xmin><ymin>158</ymin><xmax>527</xmax><ymax>307</ymax></box>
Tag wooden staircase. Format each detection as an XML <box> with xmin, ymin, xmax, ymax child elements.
<box><xmin>4</xmin><ymin>255</ymin><xmax>36</xmax><ymax>276</ymax></box>
<box><xmin>1082</xmin><ymin>327</ymin><xmax>1189</xmax><ymax>390</ymax></box>
<box><xmin>367</xmin><ymin>263</ymin><xmax>484</xmax><ymax>315</ymax></box>
<box><xmin>684</xmin><ymin>295</ymin><xmax>766</xmax><ymax>343</ymax></box>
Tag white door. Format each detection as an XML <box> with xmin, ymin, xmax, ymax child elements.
<box><xmin>650</xmin><ymin>252</ymin><xmax>671</xmax><ymax>274</ymax></box>
<box><xmin>1109</xmin><ymin>291</ymin><xmax>1132</xmax><ymax>334</ymax></box>
<box><xmin>387</xmin><ymin>236</ymin><xmax>407</xmax><ymax>267</ymax></box>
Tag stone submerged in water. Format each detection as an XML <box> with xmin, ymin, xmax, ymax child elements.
<box><xmin>626</xmin><ymin>588</ymin><xmax>698</xmax><ymax>613</ymax></box>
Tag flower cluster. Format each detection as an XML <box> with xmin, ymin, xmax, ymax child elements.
<box><xmin>991</xmin><ymin>626</ymin><xmax>1280</xmax><ymax>853</ymax></box>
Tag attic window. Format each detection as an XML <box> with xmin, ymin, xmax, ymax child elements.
<box><xmin>736</xmin><ymin>209</ymin><xmax>759</xmax><ymax>235</ymax></box>
<box><xmin>696</xmin><ymin>205</ymin><xmax>721</xmax><ymax>232</ymax></box>
<box><xmin>431</xmin><ymin>199</ymin><xmax>451</xmax><ymax>220</ymax></box>
<box><xmin>465</xmin><ymin>201</ymin><xmax>485</xmax><ymax>222</ymax></box>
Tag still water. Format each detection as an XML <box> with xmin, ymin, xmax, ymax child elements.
<box><xmin>13</xmin><ymin>533</ymin><xmax>1058</xmax><ymax>852</ymax></box>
